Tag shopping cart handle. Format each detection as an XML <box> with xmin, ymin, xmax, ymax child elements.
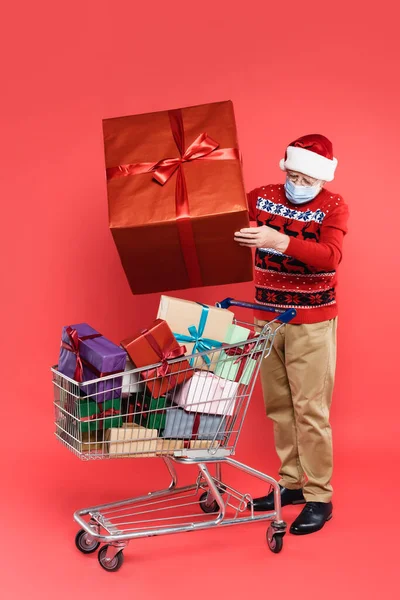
<box><xmin>216</xmin><ymin>298</ymin><xmax>297</xmax><ymax>324</ymax></box>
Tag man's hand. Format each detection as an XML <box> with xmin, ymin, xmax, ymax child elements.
<box><xmin>234</xmin><ymin>226</ymin><xmax>290</xmax><ymax>253</ymax></box>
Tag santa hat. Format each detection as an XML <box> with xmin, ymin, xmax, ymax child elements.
<box><xmin>279</xmin><ymin>134</ymin><xmax>338</xmax><ymax>182</ymax></box>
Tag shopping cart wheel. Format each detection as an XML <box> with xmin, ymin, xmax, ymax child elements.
<box><xmin>98</xmin><ymin>545</ymin><xmax>124</xmax><ymax>572</ymax></box>
<box><xmin>75</xmin><ymin>529</ymin><xmax>100</xmax><ymax>554</ymax></box>
<box><xmin>199</xmin><ymin>491</ymin><xmax>220</xmax><ymax>513</ymax></box>
<box><xmin>266</xmin><ymin>527</ymin><xmax>284</xmax><ymax>554</ymax></box>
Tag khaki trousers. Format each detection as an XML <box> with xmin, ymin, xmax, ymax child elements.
<box><xmin>255</xmin><ymin>318</ymin><xmax>338</xmax><ymax>503</ymax></box>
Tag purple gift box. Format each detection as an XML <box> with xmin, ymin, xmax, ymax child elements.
<box><xmin>58</xmin><ymin>323</ymin><xmax>127</xmax><ymax>403</ymax></box>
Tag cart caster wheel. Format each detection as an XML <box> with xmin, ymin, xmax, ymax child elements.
<box><xmin>98</xmin><ymin>545</ymin><xmax>124</xmax><ymax>572</ymax></box>
<box><xmin>266</xmin><ymin>527</ymin><xmax>284</xmax><ymax>554</ymax></box>
<box><xmin>75</xmin><ymin>529</ymin><xmax>100</xmax><ymax>554</ymax></box>
<box><xmin>199</xmin><ymin>491</ymin><xmax>220</xmax><ymax>513</ymax></box>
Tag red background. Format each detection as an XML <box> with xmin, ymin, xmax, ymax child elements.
<box><xmin>1</xmin><ymin>0</ymin><xmax>398</xmax><ymax>596</ymax></box>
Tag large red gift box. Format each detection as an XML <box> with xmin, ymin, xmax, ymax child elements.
<box><xmin>103</xmin><ymin>100</ymin><xmax>253</xmax><ymax>294</ymax></box>
<box><xmin>120</xmin><ymin>319</ymin><xmax>193</xmax><ymax>398</ymax></box>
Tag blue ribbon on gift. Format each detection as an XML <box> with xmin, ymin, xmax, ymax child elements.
<box><xmin>174</xmin><ymin>304</ymin><xmax>223</xmax><ymax>366</ymax></box>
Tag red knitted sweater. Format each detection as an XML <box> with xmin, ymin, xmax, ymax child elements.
<box><xmin>247</xmin><ymin>184</ymin><xmax>349</xmax><ymax>324</ymax></box>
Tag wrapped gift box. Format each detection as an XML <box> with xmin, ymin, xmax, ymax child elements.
<box><xmin>121</xmin><ymin>318</ymin><xmax>193</xmax><ymax>398</ymax></box>
<box><xmin>121</xmin><ymin>358</ymin><xmax>145</xmax><ymax>397</ymax></box>
<box><xmin>130</xmin><ymin>395</ymin><xmax>170</xmax><ymax>431</ymax></box>
<box><xmin>171</xmin><ymin>371</ymin><xmax>238</xmax><ymax>417</ymax></box>
<box><xmin>107</xmin><ymin>423</ymin><xmax>158</xmax><ymax>456</ymax></box>
<box><xmin>189</xmin><ymin>440</ymin><xmax>220</xmax><ymax>450</ymax></box>
<box><xmin>81</xmin><ymin>431</ymin><xmax>106</xmax><ymax>453</ymax></box>
<box><xmin>155</xmin><ymin>439</ymin><xmax>185</xmax><ymax>455</ymax></box>
<box><xmin>162</xmin><ymin>407</ymin><xmax>226</xmax><ymax>441</ymax></box>
<box><xmin>214</xmin><ymin>324</ymin><xmax>259</xmax><ymax>385</ymax></box>
<box><xmin>123</xmin><ymin>424</ymin><xmax>185</xmax><ymax>455</ymax></box>
<box><xmin>103</xmin><ymin>100</ymin><xmax>253</xmax><ymax>294</ymax></box>
<box><xmin>78</xmin><ymin>398</ymin><xmax>123</xmax><ymax>433</ymax></box>
<box><xmin>58</xmin><ymin>428</ymin><xmax>106</xmax><ymax>454</ymax></box>
<box><xmin>58</xmin><ymin>323</ymin><xmax>127</xmax><ymax>403</ymax></box>
<box><xmin>157</xmin><ymin>296</ymin><xmax>233</xmax><ymax>371</ymax></box>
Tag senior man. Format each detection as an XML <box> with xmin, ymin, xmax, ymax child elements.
<box><xmin>234</xmin><ymin>134</ymin><xmax>349</xmax><ymax>535</ymax></box>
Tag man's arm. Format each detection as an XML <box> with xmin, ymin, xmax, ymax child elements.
<box><xmin>285</xmin><ymin>203</ymin><xmax>349</xmax><ymax>271</ymax></box>
<box><xmin>235</xmin><ymin>200</ymin><xmax>349</xmax><ymax>272</ymax></box>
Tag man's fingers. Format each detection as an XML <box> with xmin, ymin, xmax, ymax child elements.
<box><xmin>234</xmin><ymin>231</ymin><xmax>257</xmax><ymax>239</ymax></box>
<box><xmin>239</xmin><ymin>227</ymin><xmax>257</xmax><ymax>233</ymax></box>
<box><xmin>234</xmin><ymin>237</ymin><xmax>256</xmax><ymax>247</ymax></box>
<box><xmin>234</xmin><ymin>234</ymin><xmax>254</xmax><ymax>243</ymax></box>
<box><xmin>236</xmin><ymin>228</ymin><xmax>258</xmax><ymax>235</ymax></box>
<box><xmin>234</xmin><ymin>228</ymin><xmax>259</xmax><ymax>247</ymax></box>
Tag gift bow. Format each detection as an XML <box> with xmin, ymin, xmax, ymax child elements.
<box><xmin>61</xmin><ymin>327</ymin><xmax>104</xmax><ymax>383</ymax></box>
<box><xmin>224</xmin><ymin>342</ymin><xmax>258</xmax><ymax>359</ymax></box>
<box><xmin>173</xmin><ymin>305</ymin><xmax>222</xmax><ymax>366</ymax></box>
<box><xmin>106</xmin><ymin>109</ymin><xmax>240</xmax><ymax>288</ymax></box>
<box><xmin>224</xmin><ymin>340</ymin><xmax>262</xmax><ymax>383</ymax></box>
<box><xmin>141</xmin><ymin>328</ymin><xmax>186</xmax><ymax>380</ymax></box>
<box><xmin>106</xmin><ymin>130</ymin><xmax>224</xmax><ymax>183</ymax></box>
<box><xmin>151</xmin><ymin>132</ymin><xmax>221</xmax><ymax>185</ymax></box>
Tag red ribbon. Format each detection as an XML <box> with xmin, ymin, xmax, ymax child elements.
<box><xmin>224</xmin><ymin>336</ymin><xmax>262</xmax><ymax>383</ymax></box>
<box><xmin>81</xmin><ymin>408</ymin><xmax>121</xmax><ymax>423</ymax></box>
<box><xmin>133</xmin><ymin>398</ymin><xmax>165</xmax><ymax>422</ymax></box>
<box><xmin>61</xmin><ymin>327</ymin><xmax>119</xmax><ymax>383</ymax></box>
<box><xmin>106</xmin><ymin>109</ymin><xmax>240</xmax><ymax>288</ymax></box>
<box><xmin>184</xmin><ymin>413</ymin><xmax>201</xmax><ymax>448</ymax></box>
<box><xmin>141</xmin><ymin>328</ymin><xmax>186</xmax><ymax>384</ymax></box>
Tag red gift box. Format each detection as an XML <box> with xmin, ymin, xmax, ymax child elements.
<box><xmin>121</xmin><ymin>319</ymin><xmax>193</xmax><ymax>398</ymax></box>
<box><xmin>103</xmin><ymin>100</ymin><xmax>253</xmax><ymax>294</ymax></box>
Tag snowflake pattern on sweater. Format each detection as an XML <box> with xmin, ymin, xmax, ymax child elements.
<box><xmin>247</xmin><ymin>184</ymin><xmax>349</xmax><ymax>324</ymax></box>
<box><xmin>256</xmin><ymin>199</ymin><xmax>325</xmax><ymax>224</ymax></box>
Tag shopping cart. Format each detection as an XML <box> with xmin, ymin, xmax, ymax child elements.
<box><xmin>52</xmin><ymin>298</ymin><xmax>296</xmax><ymax>571</ymax></box>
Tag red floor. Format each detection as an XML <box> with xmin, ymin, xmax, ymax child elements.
<box><xmin>3</xmin><ymin>437</ymin><xmax>397</xmax><ymax>599</ymax></box>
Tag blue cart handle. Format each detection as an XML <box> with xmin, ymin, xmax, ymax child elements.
<box><xmin>216</xmin><ymin>297</ymin><xmax>297</xmax><ymax>324</ymax></box>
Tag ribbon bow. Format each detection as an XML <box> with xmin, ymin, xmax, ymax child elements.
<box><xmin>152</xmin><ymin>132</ymin><xmax>220</xmax><ymax>185</ymax></box>
<box><xmin>224</xmin><ymin>340</ymin><xmax>262</xmax><ymax>383</ymax></box>
<box><xmin>61</xmin><ymin>327</ymin><xmax>102</xmax><ymax>383</ymax></box>
<box><xmin>173</xmin><ymin>304</ymin><xmax>222</xmax><ymax>366</ymax></box>
<box><xmin>141</xmin><ymin>328</ymin><xmax>186</xmax><ymax>380</ymax></box>
<box><xmin>224</xmin><ymin>342</ymin><xmax>257</xmax><ymax>359</ymax></box>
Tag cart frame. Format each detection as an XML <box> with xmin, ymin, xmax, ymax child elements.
<box><xmin>53</xmin><ymin>298</ymin><xmax>296</xmax><ymax>571</ymax></box>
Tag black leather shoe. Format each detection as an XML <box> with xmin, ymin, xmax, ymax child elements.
<box><xmin>251</xmin><ymin>486</ymin><xmax>305</xmax><ymax>512</ymax></box>
<box><xmin>290</xmin><ymin>501</ymin><xmax>333</xmax><ymax>535</ymax></box>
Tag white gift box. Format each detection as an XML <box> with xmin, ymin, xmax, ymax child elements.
<box><xmin>121</xmin><ymin>358</ymin><xmax>145</xmax><ymax>397</ymax></box>
<box><xmin>172</xmin><ymin>371</ymin><xmax>239</xmax><ymax>416</ymax></box>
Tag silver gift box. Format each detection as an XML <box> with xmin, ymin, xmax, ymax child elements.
<box><xmin>162</xmin><ymin>407</ymin><xmax>226</xmax><ymax>440</ymax></box>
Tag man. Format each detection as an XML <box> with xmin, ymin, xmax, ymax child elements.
<box><xmin>234</xmin><ymin>134</ymin><xmax>349</xmax><ymax>535</ymax></box>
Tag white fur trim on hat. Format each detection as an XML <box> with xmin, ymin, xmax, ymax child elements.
<box><xmin>279</xmin><ymin>145</ymin><xmax>338</xmax><ymax>182</ymax></box>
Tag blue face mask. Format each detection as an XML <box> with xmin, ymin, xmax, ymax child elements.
<box><xmin>284</xmin><ymin>178</ymin><xmax>322</xmax><ymax>204</ymax></box>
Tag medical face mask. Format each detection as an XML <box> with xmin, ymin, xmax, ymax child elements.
<box><xmin>284</xmin><ymin>178</ymin><xmax>322</xmax><ymax>204</ymax></box>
